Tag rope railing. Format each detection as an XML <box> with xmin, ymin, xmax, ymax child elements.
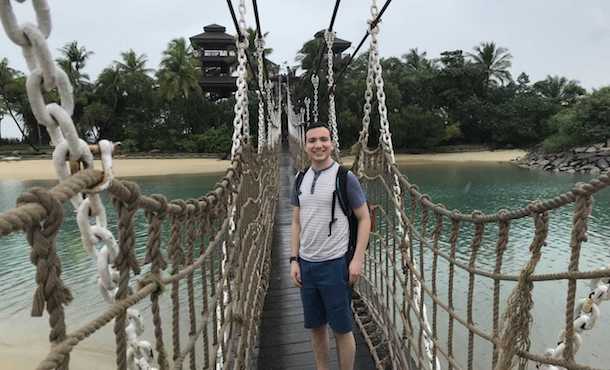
<box><xmin>0</xmin><ymin>145</ymin><xmax>279</xmax><ymax>370</ymax></box>
<box><xmin>347</xmin><ymin>145</ymin><xmax>610</xmax><ymax>370</ymax></box>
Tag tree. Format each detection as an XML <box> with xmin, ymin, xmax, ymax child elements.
<box><xmin>533</xmin><ymin>75</ymin><xmax>586</xmax><ymax>106</ymax></box>
<box><xmin>467</xmin><ymin>42</ymin><xmax>512</xmax><ymax>87</ymax></box>
<box><xmin>114</xmin><ymin>49</ymin><xmax>152</xmax><ymax>75</ymax></box>
<box><xmin>157</xmin><ymin>38</ymin><xmax>201</xmax><ymax>101</ymax></box>
<box><xmin>0</xmin><ymin>58</ymin><xmax>42</xmax><ymax>148</ymax></box>
<box><xmin>403</xmin><ymin>48</ymin><xmax>437</xmax><ymax>73</ymax></box>
<box><xmin>56</xmin><ymin>41</ymin><xmax>94</xmax><ymax>87</ymax></box>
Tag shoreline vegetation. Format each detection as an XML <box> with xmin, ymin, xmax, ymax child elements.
<box><xmin>0</xmin><ymin>149</ymin><xmax>526</xmax><ymax>181</ymax></box>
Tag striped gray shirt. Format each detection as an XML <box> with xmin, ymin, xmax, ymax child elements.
<box><xmin>291</xmin><ymin>162</ymin><xmax>366</xmax><ymax>262</ymax></box>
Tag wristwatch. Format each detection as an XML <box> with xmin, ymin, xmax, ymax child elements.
<box><xmin>289</xmin><ymin>256</ymin><xmax>299</xmax><ymax>264</ymax></box>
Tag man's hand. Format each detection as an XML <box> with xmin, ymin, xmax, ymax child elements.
<box><xmin>348</xmin><ymin>257</ymin><xmax>364</xmax><ymax>286</ymax></box>
<box><xmin>291</xmin><ymin>262</ymin><xmax>302</xmax><ymax>288</ymax></box>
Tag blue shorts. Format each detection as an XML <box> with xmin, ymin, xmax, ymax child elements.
<box><xmin>299</xmin><ymin>256</ymin><xmax>353</xmax><ymax>334</ymax></box>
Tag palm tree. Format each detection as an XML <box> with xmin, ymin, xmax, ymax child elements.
<box><xmin>56</xmin><ymin>41</ymin><xmax>94</xmax><ymax>87</ymax></box>
<box><xmin>114</xmin><ymin>49</ymin><xmax>152</xmax><ymax>75</ymax></box>
<box><xmin>467</xmin><ymin>42</ymin><xmax>512</xmax><ymax>87</ymax></box>
<box><xmin>247</xmin><ymin>27</ymin><xmax>273</xmax><ymax>56</ymax></box>
<box><xmin>157</xmin><ymin>38</ymin><xmax>201</xmax><ymax>101</ymax></box>
<box><xmin>402</xmin><ymin>48</ymin><xmax>436</xmax><ymax>73</ymax></box>
<box><xmin>533</xmin><ymin>75</ymin><xmax>586</xmax><ymax>105</ymax></box>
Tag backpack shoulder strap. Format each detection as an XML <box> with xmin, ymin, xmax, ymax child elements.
<box><xmin>335</xmin><ymin>165</ymin><xmax>350</xmax><ymax>216</ymax></box>
<box><xmin>294</xmin><ymin>166</ymin><xmax>309</xmax><ymax>207</ymax></box>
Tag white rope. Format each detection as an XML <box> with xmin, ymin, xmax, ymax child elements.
<box><xmin>536</xmin><ymin>275</ymin><xmax>610</xmax><ymax>369</ymax></box>
<box><xmin>230</xmin><ymin>0</ymin><xmax>250</xmax><ymax>160</ymax></box>
<box><xmin>311</xmin><ymin>74</ymin><xmax>319</xmax><ymax>122</ymax></box>
<box><xmin>0</xmin><ymin>2</ymin><xmax>156</xmax><ymax>369</ymax></box>
<box><xmin>324</xmin><ymin>29</ymin><xmax>340</xmax><ymax>154</ymax></box>
<box><xmin>255</xmin><ymin>37</ymin><xmax>267</xmax><ymax>153</ymax></box>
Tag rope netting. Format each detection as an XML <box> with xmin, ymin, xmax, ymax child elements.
<box><xmin>349</xmin><ymin>146</ymin><xmax>610</xmax><ymax>370</ymax></box>
<box><xmin>283</xmin><ymin>0</ymin><xmax>610</xmax><ymax>367</ymax></box>
<box><xmin>0</xmin><ymin>146</ymin><xmax>279</xmax><ymax>370</ymax></box>
<box><xmin>0</xmin><ymin>1</ymin><xmax>280</xmax><ymax>369</ymax></box>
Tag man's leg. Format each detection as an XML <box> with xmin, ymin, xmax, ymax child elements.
<box><xmin>334</xmin><ymin>331</ymin><xmax>356</xmax><ymax>370</ymax></box>
<box><xmin>311</xmin><ymin>324</ymin><xmax>330</xmax><ymax>370</ymax></box>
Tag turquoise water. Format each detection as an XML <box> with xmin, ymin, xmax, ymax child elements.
<box><xmin>0</xmin><ymin>163</ymin><xmax>608</xmax><ymax>368</ymax></box>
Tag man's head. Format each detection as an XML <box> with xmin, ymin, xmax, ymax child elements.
<box><xmin>305</xmin><ymin>122</ymin><xmax>333</xmax><ymax>165</ymax></box>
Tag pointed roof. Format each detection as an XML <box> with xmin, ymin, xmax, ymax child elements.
<box><xmin>190</xmin><ymin>23</ymin><xmax>236</xmax><ymax>49</ymax></box>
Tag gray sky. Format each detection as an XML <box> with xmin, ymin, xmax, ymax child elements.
<box><xmin>2</xmin><ymin>0</ymin><xmax>610</xmax><ymax>138</ymax></box>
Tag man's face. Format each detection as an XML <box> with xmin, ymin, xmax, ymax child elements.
<box><xmin>305</xmin><ymin>127</ymin><xmax>333</xmax><ymax>162</ymax></box>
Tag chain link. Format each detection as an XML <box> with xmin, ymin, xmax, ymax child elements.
<box><xmin>264</xmin><ymin>80</ymin><xmax>275</xmax><ymax>148</ymax></box>
<box><xmin>0</xmin><ymin>2</ymin><xmax>157</xmax><ymax>369</ymax></box>
<box><xmin>304</xmin><ymin>96</ymin><xmax>311</xmax><ymax>123</ymax></box>
<box><xmin>230</xmin><ymin>0</ymin><xmax>250</xmax><ymax>160</ymax></box>
<box><xmin>311</xmin><ymin>74</ymin><xmax>319</xmax><ymax>122</ymax></box>
<box><xmin>536</xmin><ymin>274</ymin><xmax>609</xmax><ymax>368</ymax></box>
<box><xmin>324</xmin><ymin>29</ymin><xmax>339</xmax><ymax>154</ymax></box>
<box><xmin>255</xmin><ymin>37</ymin><xmax>267</xmax><ymax>153</ymax></box>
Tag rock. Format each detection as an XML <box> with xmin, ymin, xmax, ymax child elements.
<box><xmin>573</xmin><ymin>147</ymin><xmax>587</xmax><ymax>153</ymax></box>
<box><xmin>598</xmin><ymin>158</ymin><xmax>609</xmax><ymax>169</ymax></box>
<box><xmin>567</xmin><ymin>168</ymin><xmax>576</xmax><ymax>174</ymax></box>
<box><xmin>586</xmin><ymin>146</ymin><xmax>598</xmax><ymax>153</ymax></box>
<box><xmin>591</xmin><ymin>167</ymin><xmax>601</xmax><ymax>175</ymax></box>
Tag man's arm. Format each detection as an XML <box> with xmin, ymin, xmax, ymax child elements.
<box><xmin>352</xmin><ymin>203</ymin><xmax>371</xmax><ymax>261</ymax></box>
<box><xmin>349</xmin><ymin>203</ymin><xmax>370</xmax><ymax>285</ymax></box>
<box><xmin>290</xmin><ymin>206</ymin><xmax>302</xmax><ymax>287</ymax></box>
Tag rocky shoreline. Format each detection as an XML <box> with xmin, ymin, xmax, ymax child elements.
<box><xmin>515</xmin><ymin>143</ymin><xmax>610</xmax><ymax>175</ymax></box>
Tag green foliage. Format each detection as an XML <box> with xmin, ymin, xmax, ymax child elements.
<box><xmin>543</xmin><ymin>87</ymin><xmax>610</xmax><ymax>152</ymax></box>
<box><xmin>1</xmin><ymin>35</ymin><xmax>603</xmax><ymax>155</ymax></box>
<box><xmin>191</xmin><ymin>127</ymin><xmax>233</xmax><ymax>153</ymax></box>
<box><xmin>391</xmin><ymin>105</ymin><xmax>446</xmax><ymax>149</ymax></box>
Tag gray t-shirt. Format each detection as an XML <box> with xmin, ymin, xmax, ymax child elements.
<box><xmin>290</xmin><ymin>162</ymin><xmax>366</xmax><ymax>262</ymax></box>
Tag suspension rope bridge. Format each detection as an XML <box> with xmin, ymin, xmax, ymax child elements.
<box><xmin>0</xmin><ymin>1</ymin><xmax>609</xmax><ymax>370</ymax></box>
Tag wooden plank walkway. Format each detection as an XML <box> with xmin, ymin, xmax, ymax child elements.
<box><xmin>257</xmin><ymin>152</ymin><xmax>375</xmax><ymax>370</ymax></box>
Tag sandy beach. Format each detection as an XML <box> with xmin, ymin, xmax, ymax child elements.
<box><xmin>0</xmin><ymin>150</ymin><xmax>526</xmax><ymax>181</ymax></box>
<box><xmin>0</xmin><ymin>158</ymin><xmax>232</xmax><ymax>181</ymax></box>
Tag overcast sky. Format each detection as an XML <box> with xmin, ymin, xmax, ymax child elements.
<box><xmin>2</xmin><ymin>0</ymin><xmax>610</xmax><ymax>138</ymax></box>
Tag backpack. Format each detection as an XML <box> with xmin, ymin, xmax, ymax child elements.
<box><xmin>294</xmin><ymin>165</ymin><xmax>370</xmax><ymax>264</ymax></box>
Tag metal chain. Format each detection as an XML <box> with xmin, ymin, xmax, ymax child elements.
<box><xmin>255</xmin><ymin>37</ymin><xmax>266</xmax><ymax>153</ymax></box>
<box><xmin>304</xmin><ymin>97</ymin><xmax>311</xmax><ymax>123</ymax></box>
<box><xmin>275</xmin><ymin>76</ymin><xmax>282</xmax><ymax>147</ymax></box>
<box><xmin>536</xmin><ymin>273</ymin><xmax>610</xmax><ymax>369</ymax></box>
<box><xmin>324</xmin><ymin>29</ymin><xmax>339</xmax><ymax>154</ymax></box>
<box><xmin>358</xmin><ymin>42</ymin><xmax>375</xmax><ymax>149</ymax></box>
<box><xmin>311</xmin><ymin>74</ymin><xmax>319</xmax><ymax>122</ymax></box>
<box><xmin>264</xmin><ymin>80</ymin><xmax>275</xmax><ymax>148</ymax></box>
<box><xmin>0</xmin><ymin>2</ymin><xmax>156</xmax><ymax>369</ymax></box>
<box><xmin>230</xmin><ymin>0</ymin><xmax>250</xmax><ymax>160</ymax></box>
<box><xmin>368</xmin><ymin>8</ymin><xmax>396</xmax><ymax>164</ymax></box>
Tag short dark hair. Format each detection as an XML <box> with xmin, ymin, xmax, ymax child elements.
<box><xmin>305</xmin><ymin>121</ymin><xmax>331</xmax><ymax>133</ymax></box>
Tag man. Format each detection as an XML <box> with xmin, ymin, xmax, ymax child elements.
<box><xmin>290</xmin><ymin>121</ymin><xmax>371</xmax><ymax>370</ymax></box>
